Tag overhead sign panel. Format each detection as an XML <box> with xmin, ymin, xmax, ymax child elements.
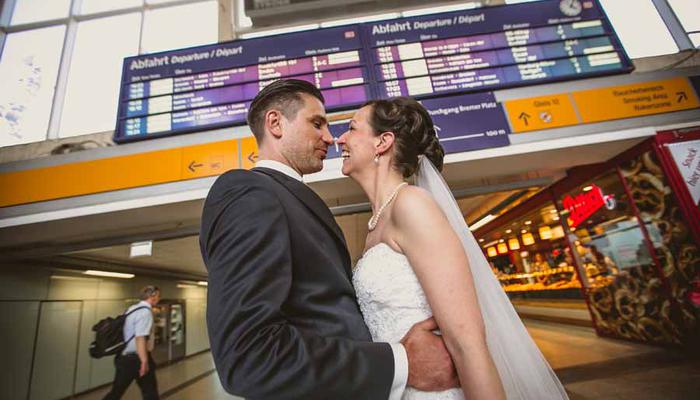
<box><xmin>366</xmin><ymin>0</ymin><xmax>631</xmax><ymax>99</ymax></box>
<box><xmin>116</xmin><ymin>25</ymin><xmax>369</xmax><ymax>143</ymax></box>
<box><xmin>421</xmin><ymin>92</ymin><xmax>511</xmax><ymax>154</ymax></box>
<box><xmin>573</xmin><ymin>77</ymin><xmax>700</xmax><ymax>123</ymax></box>
<box><xmin>114</xmin><ymin>0</ymin><xmax>632</xmax><ymax>144</ymax></box>
<box><xmin>505</xmin><ymin>93</ymin><xmax>579</xmax><ymax>132</ymax></box>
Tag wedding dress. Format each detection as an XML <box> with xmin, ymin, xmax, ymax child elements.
<box><xmin>354</xmin><ymin>242</ymin><xmax>464</xmax><ymax>399</ymax></box>
<box><xmin>352</xmin><ymin>157</ymin><xmax>569</xmax><ymax>400</ymax></box>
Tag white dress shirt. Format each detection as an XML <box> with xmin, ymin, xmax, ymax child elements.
<box><xmin>122</xmin><ymin>300</ymin><xmax>154</xmax><ymax>355</ymax></box>
<box><xmin>255</xmin><ymin>159</ymin><xmax>409</xmax><ymax>399</ymax></box>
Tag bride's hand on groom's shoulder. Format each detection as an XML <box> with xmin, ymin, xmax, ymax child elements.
<box><xmin>401</xmin><ymin>317</ymin><xmax>460</xmax><ymax>391</ymax></box>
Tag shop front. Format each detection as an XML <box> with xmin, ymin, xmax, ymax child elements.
<box><xmin>475</xmin><ymin>128</ymin><xmax>700</xmax><ymax>346</ymax></box>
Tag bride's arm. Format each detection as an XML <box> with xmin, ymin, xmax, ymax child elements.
<box><xmin>391</xmin><ymin>187</ymin><xmax>506</xmax><ymax>400</ymax></box>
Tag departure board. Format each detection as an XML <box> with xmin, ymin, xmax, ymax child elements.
<box><xmin>115</xmin><ymin>25</ymin><xmax>371</xmax><ymax>142</ymax></box>
<box><xmin>365</xmin><ymin>0</ymin><xmax>632</xmax><ymax>99</ymax></box>
<box><xmin>114</xmin><ymin>0</ymin><xmax>632</xmax><ymax>143</ymax></box>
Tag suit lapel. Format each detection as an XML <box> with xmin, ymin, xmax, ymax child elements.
<box><xmin>254</xmin><ymin>168</ymin><xmax>352</xmax><ymax>274</ymax></box>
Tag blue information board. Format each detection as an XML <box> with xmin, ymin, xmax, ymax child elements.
<box><xmin>114</xmin><ymin>0</ymin><xmax>632</xmax><ymax>144</ymax></box>
<box><xmin>421</xmin><ymin>93</ymin><xmax>511</xmax><ymax>154</ymax></box>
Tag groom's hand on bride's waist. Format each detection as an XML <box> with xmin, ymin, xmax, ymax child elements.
<box><xmin>401</xmin><ymin>317</ymin><xmax>459</xmax><ymax>391</ymax></box>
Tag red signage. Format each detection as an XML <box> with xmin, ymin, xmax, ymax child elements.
<box><xmin>562</xmin><ymin>184</ymin><xmax>615</xmax><ymax>228</ymax></box>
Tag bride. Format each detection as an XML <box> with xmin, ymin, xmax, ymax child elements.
<box><xmin>336</xmin><ymin>97</ymin><xmax>568</xmax><ymax>400</ymax></box>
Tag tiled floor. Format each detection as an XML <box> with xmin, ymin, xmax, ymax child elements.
<box><xmin>528</xmin><ymin>320</ymin><xmax>700</xmax><ymax>400</ymax></box>
<box><xmin>73</xmin><ymin>351</ymin><xmax>228</xmax><ymax>400</ymax></box>
<box><xmin>75</xmin><ymin>320</ymin><xmax>699</xmax><ymax>399</ymax></box>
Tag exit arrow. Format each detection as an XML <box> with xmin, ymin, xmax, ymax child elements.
<box><xmin>247</xmin><ymin>152</ymin><xmax>258</xmax><ymax>164</ymax></box>
<box><xmin>518</xmin><ymin>112</ymin><xmax>531</xmax><ymax>126</ymax></box>
<box><xmin>677</xmin><ymin>91</ymin><xmax>688</xmax><ymax>103</ymax></box>
<box><xmin>188</xmin><ymin>161</ymin><xmax>203</xmax><ymax>172</ymax></box>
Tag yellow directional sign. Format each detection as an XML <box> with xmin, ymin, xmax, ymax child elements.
<box><xmin>0</xmin><ymin>140</ymin><xmax>239</xmax><ymax>207</ymax></box>
<box><xmin>181</xmin><ymin>140</ymin><xmax>237</xmax><ymax>179</ymax></box>
<box><xmin>240</xmin><ymin>137</ymin><xmax>259</xmax><ymax>170</ymax></box>
<box><xmin>573</xmin><ymin>77</ymin><xmax>700</xmax><ymax>123</ymax></box>
<box><xmin>504</xmin><ymin>94</ymin><xmax>579</xmax><ymax>133</ymax></box>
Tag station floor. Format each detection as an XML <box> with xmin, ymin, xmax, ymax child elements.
<box><xmin>75</xmin><ymin>320</ymin><xmax>700</xmax><ymax>400</ymax></box>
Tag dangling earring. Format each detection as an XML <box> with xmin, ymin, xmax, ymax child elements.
<box><xmin>374</xmin><ymin>154</ymin><xmax>380</xmax><ymax>164</ymax></box>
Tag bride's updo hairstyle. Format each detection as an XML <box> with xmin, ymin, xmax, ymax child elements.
<box><xmin>364</xmin><ymin>97</ymin><xmax>445</xmax><ymax>178</ymax></box>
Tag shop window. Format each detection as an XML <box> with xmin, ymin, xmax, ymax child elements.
<box><xmin>479</xmin><ymin>202</ymin><xmax>582</xmax><ymax>300</ymax></box>
<box><xmin>147</xmin><ymin>0</ymin><xmax>187</xmax><ymax>4</ymax></box>
<box><xmin>235</xmin><ymin>0</ymin><xmax>253</xmax><ymax>29</ymax></box>
<box><xmin>0</xmin><ymin>0</ymin><xmax>219</xmax><ymax>146</ymax></box>
<box><xmin>80</xmin><ymin>0</ymin><xmax>143</xmax><ymax>15</ymax></box>
<box><xmin>667</xmin><ymin>0</ymin><xmax>700</xmax><ymax>33</ymax></box>
<box><xmin>9</xmin><ymin>0</ymin><xmax>71</xmax><ymax>25</ymax></box>
<box><xmin>141</xmin><ymin>1</ymin><xmax>218</xmax><ymax>54</ymax></box>
<box><xmin>599</xmin><ymin>0</ymin><xmax>679</xmax><ymax>57</ymax></box>
<box><xmin>0</xmin><ymin>26</ymin><xmax>65</xmax><ymax>146</ymax></box>
<box><xmin>559</xmin><ymin>170</ymin><xmax>681</xmax><ymax>344</ymax></box>
<box><xmin>59</xmin><ymin>14</ymin><xmax>142</xmax><ymax>137</ymax></box>
<box><xmin>690</xmin><ymin>33</ymin><xmax>700</xmax><ymax>48</ymax></box>
<box><xmin>620</xmin><ymin>149</ymin><xmax>700</xmax><ymax>339</ymax></box>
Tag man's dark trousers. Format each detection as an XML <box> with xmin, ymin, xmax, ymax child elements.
<box><xmin>103</xmin><ymin>353</ymin><xmax>159</xmax><ymax>400</ymax></box>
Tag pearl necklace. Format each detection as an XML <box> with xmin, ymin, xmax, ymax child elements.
<box><xmin>368</xmin><ymin>182</ymin><xmax>408</xmax><ymax>231</ymax></box>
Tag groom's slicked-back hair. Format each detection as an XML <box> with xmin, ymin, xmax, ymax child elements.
<box><xmin>247</xmin><ymin>79</ymin><xmax>325</xmax><ymax>143</ymax></box>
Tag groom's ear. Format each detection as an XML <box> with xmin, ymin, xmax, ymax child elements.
<box><xmin>266</xmin><ymin>109</ymin><xmax>284</xmax><ymax>139</ymax></box>
<box><xmin>376</xmin><ymin>131</ymin><xmax>395</xmax><ymax>155</ymax></box>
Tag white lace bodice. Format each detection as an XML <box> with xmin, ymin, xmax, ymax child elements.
<box><xmin>353</xmin><ymin>243</ymin><xmax>464</xmax><ymax>400</ymax></box>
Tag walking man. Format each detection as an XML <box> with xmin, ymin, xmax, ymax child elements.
<box><xmin>104</xmin><ymin>285</ymin><xmax>161</xmax><ymax>400</ymax></box>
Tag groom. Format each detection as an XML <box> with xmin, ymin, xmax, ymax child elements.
<box><xmin>200</xmin><ymin>79</ymin><xmax>457</xmax><ymax>399</ymax></box>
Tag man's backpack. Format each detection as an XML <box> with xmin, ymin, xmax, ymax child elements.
<box><xmin>89</xmin><ymin>306</ymin><xmax>149</xmax><ymax>358</ymax></box>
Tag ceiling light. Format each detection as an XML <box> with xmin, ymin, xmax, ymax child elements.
<box><xmin>497</xmin><ymin>243</ymin><xmax>508</xmax><ymax>254</ymax></box>
<box><xmin>51</xmin><ymin>275</ymin><xmax>97</xmax><ymax>282</ymax></box>
<box><xmin>177</xmin><ymin>284</ymin><xmax>198</xmax><ymax>289</ymax></box>
<box><xmin>469</xmin><ymin>214</ymin><xmax>496</xmax><ymax>231</ymax></box>
<box><xmin>508</xmin><ymin>238</ymin><xmax>520</xmax><ymax>250</ymax></box>
<box><xmin>522</xmin><ymin>232</ymin><xmax>535</xmax><ymax>246</ymax></box>
<box><xmin>487</xmin><ymin>247</ymin><xmax>498</xmax><ymax>257</ymax></box>
<box><xmin>525</xmin><ymin>220</ymin><xmax>532</xmax><ymax>225</ymax></box>
<box><xmin>130</xmin><ymin>240</ymin><xmax>152</xmax><ymax>258</ymax></box>
<box><xmin>197</xmin><ymin>281</ymin><xmax>208</xmax><ymax>286</ymax></box>
<box><xmin>84</xmin><ymin>270</ymin><xmax>134</xmax><ymax>279</ymax></box>
<box><xmin>583</xmin><ymin>186</ymin><xmax>593</xmax><ymax>192</ymax></box>
<box><xmin>505</xmin><ymin>229</ymin><xmax>512</xmax><ymax>234</ymax></box>
<box><xmin>521</xmin><ymin>229</ymin><xmax>527</xmax><ymax>234</ymax></box>
<box><xmin>478</xmin><ymin>238</ymin><xmax>484</xmax><ymax>243</ymax></box>
<box><xmin>539</xmin><ymin>226</ymin><xmax>553</xmax><ymax>240</ymax></box>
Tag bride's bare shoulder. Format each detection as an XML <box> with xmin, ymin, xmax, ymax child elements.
<box><xmin>392</xmin><ymin>185</ymin><xmax>444</xmax><ymax>226</ymax></box>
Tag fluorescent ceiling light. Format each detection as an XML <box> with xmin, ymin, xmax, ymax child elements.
<box><xmin>469</xmin><ymin>214</ymin><xmax>496</xmax><ymax>231</ymax></box>
<box><xmin>197</xmin><ymin>281</ymin><xmax>208</xmax><ymax>286</ymax></box>
<box><xmin>177</xmin><ymin>283</ymin><xmax>198</xmax><ymax>289</ymax></box>
<box><xmin>321</xmin><ymin>13</ymin><xmax>399</xmax><ymax>28</ymax></box>
<box><xmin>130</xmin><ymin>240</ymin><xmax>152</xmax><ymax>258</ymax></box>
<box><xmin>51</xmin><ymin>275</ymin><xmax>98</xmax><ymax>282</ymax></box>
<box><xmin>402</xmin><ymin>2</ymin><xmax>480</xmax><ymax>17</ymax></box>
<box><xmin>239</xmin><ymin>24</ymin><xmax>318</xmax><ymax>39</ymax></box>
<box><xmin>84</xmin><ymin>270</ymin><xmax>135</xmax><ymax>278</ymax></box>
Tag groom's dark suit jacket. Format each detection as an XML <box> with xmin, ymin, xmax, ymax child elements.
<box><xmin>200</xmin><ymin>167</ymin><xmax>394</xmax><ymax>399</ymax></box>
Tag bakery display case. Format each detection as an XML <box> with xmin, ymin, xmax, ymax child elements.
<box><xmin>479</xmin><ymin>202</ymin><xmax>584</xmax><ymax>300</ymax></box>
